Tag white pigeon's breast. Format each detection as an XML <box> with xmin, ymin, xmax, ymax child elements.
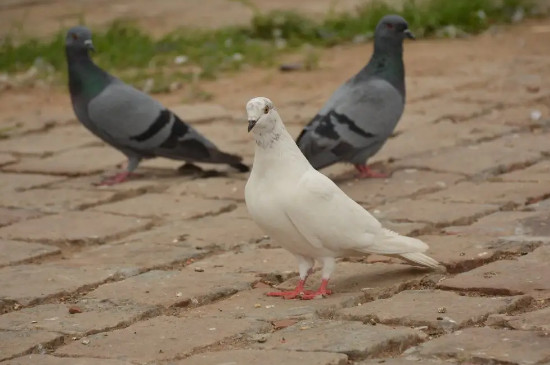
<box><xmin>245</xmin><ymin>179</ymin><xmax>320</xmax><ymax>258</ymax></box>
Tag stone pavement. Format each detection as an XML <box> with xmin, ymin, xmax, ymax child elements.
<box><xmin>1</xmin><ymin>21</ymin><xmax>550</xmax><ymax>365</ymax></box>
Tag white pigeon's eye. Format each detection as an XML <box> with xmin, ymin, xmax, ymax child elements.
<box><xmin>264</xmin><ymin>106</ymin><xmax>269</xmax><ymax>114</ymax></box>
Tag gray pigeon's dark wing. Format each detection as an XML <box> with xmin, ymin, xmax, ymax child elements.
<box><xmin>87</xmin><ymin>82</ymin><xmax>247</xmax><ymax>170</ymax></box>
<box><xmin>297</xmin><ymin>78</ymin><xmax>404</xmax><ymax>169</ymax></box>
<box><xmin>87</xmin><ymin>82</ymin><xmax>174</xmax><ymax>152</ymax></box>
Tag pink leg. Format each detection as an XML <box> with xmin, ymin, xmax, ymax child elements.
<box><xmin>95</xmin><ymin>171</ymin><xmax>132</xmax><ymax>186</ymax></box>
<box><xmin>300</xmin><ymin>279</ymin><xmax>332</xmax><ymax>300</ymax></box>
<box><xmin>354</xmin><ymin>164</ymin><xmax>389</xmax><ymax>179</ymax></box>
<box><xmin>266</xmin><ymin>279</ymin><xmax>315</xmax><ymax>299</ymax></box>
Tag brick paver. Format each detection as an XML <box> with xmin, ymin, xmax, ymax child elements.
<box><xmin>55</xmin><ymin>316</ymin><xmax>268</xmax><ymax>363</ymax></box>
<box><xmin>176</xmin><ymin>349</ymin><xmax>348</xmax><ymax>365</ymax></box>
<box><xmin>260</xmin><ymin>319</ymin><xmax>424</xmax><ymax>360</ymax></box>
<box><xmin>409</xmin><ymin>327</ymin><xmax>550</xmax><ymax>364</ymax></box>
<box><xmin>337</xmin><ymin>290</ymin><xmax>530</xmax><ymax>331</ymax></box>
<box><xmin>0</xmin><ymin>13</ymin><xmax>549</xmax><ymax>365</ymax></box>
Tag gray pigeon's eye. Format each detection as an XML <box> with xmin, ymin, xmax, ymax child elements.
<box><xmin>264</xmin><ymin>106</ymin><xmax>269</xmax><ymax>114</ymax></box>
<box><xmin>71</xmin><ymin>33</ymin><xmax>78</xmax><ymax>40</ymax></box>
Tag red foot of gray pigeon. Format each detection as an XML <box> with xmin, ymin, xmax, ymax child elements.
<box><xmin>355</xmin><ymin>164</ymin><xmax>389</xmax><ymax>178</ymax></box>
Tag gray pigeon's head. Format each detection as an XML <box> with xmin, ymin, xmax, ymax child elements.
<box><xmin>375</xmin><ymin>15</ymin><xmax>415</xmax><ymax>45</ymax></box>
<box><xmin>65</xmin><ymin>26</ymin><xmax>94</xmax><ymax>52</ymax></box>
<box><xmin>246</xmin><ymin>97</ymin><xmax>275</xmax><ymax>133</ymax></box>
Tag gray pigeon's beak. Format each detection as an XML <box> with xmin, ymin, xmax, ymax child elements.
<box><xmin>248</xmin><ymin>119</ymin><xmax>257</xmax><ymax>133</ymax></box>
<box><xmin>84</xmin><ymin>39</ymin><xmax>95</xmax><ymax>51</ymax></box>
<box><xmin>403</xmin><ymin>29</ymin><xmax>415</xmax><ymax>40</ymax></box>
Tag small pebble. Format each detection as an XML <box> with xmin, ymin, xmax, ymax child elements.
<box><xmin>438</xmin><ymin>307</ymin><xmax>447</xmax><ymax>313</ymax></box>
<box><xmin>68</xmin><ymin>306</ymin><xmax>82</xmax><ymax>314</ymax></box>
<box><xmin>194</xmin><ymin>267</ymin><xmax>204</xmax><ymax>272</ymax></box>
<box><xmin>81</xmin><ymin>338</ymin><xmax>90</xmax><ymax>345</ymax></box>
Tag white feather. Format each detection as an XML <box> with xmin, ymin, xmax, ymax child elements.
<box><xmin>245</xmin><ymin>97</ymin><xmax>441</xmax><ymax>282</ymax></box>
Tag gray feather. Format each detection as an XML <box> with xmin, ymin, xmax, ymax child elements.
<box><xmin>297</xmin><ymin>14</ymin><xmax>411</xmax><ymax>170</ymax></box>
<box><xmin>65</xmin><ymin>26</ymin><xmax>248</xmax><ymax>173</ymax></box>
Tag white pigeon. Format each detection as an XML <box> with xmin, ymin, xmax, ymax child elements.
<box><xmin>244</xmin><ymin>97</ymin><xmax>440</xmax><ymax>300</ymax></box>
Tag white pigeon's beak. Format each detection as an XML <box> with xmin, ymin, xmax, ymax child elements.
<box><xmin>248</xmin><ymin>119</ymin><xmax>257</xmax><ymax>133</ymax></box>
<box><xmin>84</xmin><ymin>39</ymin><xmax>95</xmax><ymax>51</ymax></box>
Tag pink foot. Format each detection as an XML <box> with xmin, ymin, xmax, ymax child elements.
<box><xmin>266</xmin><ymin>280</ymin><xmax>314</xmax><ymax>299</ymax></box>
<box><xmin>300</xmin><ymin>279</ymin><xmax>332</xmax><ymax>300</ymax></box>
<box><xmin>95</xmin><ymin>171</ymin><xmax>132</xmax><ymax>186</ymax></box>
<box><xmin>355</xmin><ymin>164</ymin><xmax>389</xmax><ymax>179</ymax></box>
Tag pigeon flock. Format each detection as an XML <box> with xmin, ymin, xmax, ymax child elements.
<box><xmin>64</xmin><ymin>15</ymin><xmax>440</xmax><ymax>299</ymax></box>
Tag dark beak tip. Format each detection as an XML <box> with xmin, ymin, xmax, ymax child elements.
<box><xmin>247</xmin><ymin>120</ymin><xmax>257</xmax><ymax>133</ymax></box>
<box><xmin>404</xmin><ymin>29</ymin><xmax>416</xmax><ymax>40</ymax></box>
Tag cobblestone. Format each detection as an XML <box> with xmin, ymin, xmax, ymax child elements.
<box><xmin>339</xmin><ymin>170</ymin><xmax>462</xmax><ymax>206</ymax></box>
<box><xmin>0</xmin><ymin>188</ymin><xmax>117</xmax><ymax>213</ymax></box>
<box><xmin>423</xmin><ymin>181</ymin><xmax>550</xmax><ymax>206</ymax></box>
<box><xmin>408</xmin><ymin>327</ymin><xmax>550</xmax><ymax>364</ymax></box>
<box><xmin>0</xmin><ymin>240</ymin><xmax>60</xmax><ymax>267</ymax></box>
<box><xmin>0</xmin><ymin>207</ymin><xmax>42</xmax><ymax>228</ymax></box>
<box><xmin>487</xmin><ymin>306</ymin><xmax>550</xmax><ymax>331</ymax></box>
<box><xmin>176</xmin><ymin>349</ymin><xmax>348</xmax><ymax>365</ymax></box>
<box><xmin>0</xmin><ymin>211</ymin><xmax>152</xmax><ymax>244</ymax></box>
<box><xmin>55</xmin><ymin>316</ymin><xmax>267</xmax><ymax>363</ymax></box>
<box><xmin>3</xmin><ymin>146</ymin><xmax>123</xmax><ymax>175</ymax></box>
<box><xmin>93</xmin><ymin>193</ymin><xmax>235</xmax><ymax>219</ymax></box>
<box><xmin>85</xmin><ymin>269</ymin><xmax>256</xmax><ymax>308</ymax></box>
<box><xmin>398</xmin><ymin>132</ymin><xmax>550</xmax><ymax>176</ymax></box>
<box><xmin>0</xmin><ymin>125</ymin><xmax>94</xmax><ymax>155</ymax></box>
<box><xmin>260</xmin><ymin>319</ymin><xmax>424</xmax><ymax>360</ymax></box>
<box><xmin>337</xmin><ymin>290</ymin><xmax>530</xmax><ymax>331</ymax></box>
<box><xmin>0</xmin><ymin>330</ymin><xmax>63</xmax><ymax>362</ymax></box>
<box><xmin>0</xmin><ymin>299</ymin><xmax>157</xmax><ymax>335</ymax></box>
<box><xmin>437</xmin><ymin>245</ymin><xmax>550</xmax><ymax>297</ymax></box>
<box><xmin>186</xmin><ymin>288</ymin><xmax>362</xmax><ymax>322</ymax></box>
<box><xmin>5</xmin><ymin>355</ymin><xmax>135</xmax><ymax>365</ymax></box>
<box><xmin>0</xmin><ymin>263</ymin><xmax>120</xmax><ymax>306</ymax></box>
<box><xmin>372</xmin><ymin>199</ymin><xmax>498</xmax><ymax>225</ymax></box>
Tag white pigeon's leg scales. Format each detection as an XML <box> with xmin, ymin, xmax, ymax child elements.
<box><xmin>355</xmin><ymin>164</ymin><xmax>389</xmax><ymax>179</ymax></box>
<box><xmin>300</xmin><ymin>279</ymin><xmax>332</xmax><ymax>300</ymax></box>
<box><xmin>300</xmin><ymin>257</ymin><xmax>334</xmax><ymax>300</ymax></box>
<box><xmin>266</xmin><ymin>255</ymin><xmax>315</xmax><ymax>299</ymax></box>
<box><xmin>266</xmin><ymin>279</ymin><xmax>314</xmax><ymax>299</ymax></box>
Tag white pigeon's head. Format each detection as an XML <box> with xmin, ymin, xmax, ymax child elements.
<box><xmin>246</xmin><ymin>97</ymin><xmax>276</xmax><ymax>134</ymax></box>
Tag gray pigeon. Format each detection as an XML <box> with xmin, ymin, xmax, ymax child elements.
<box><xmin>65</xmin><ymin>26</ymin><xmax>249</xmax><ymax>185</ymax></box>
<box><xmin>296</xmin><ymin>15</ymin><xmax>414</xmax><ymax>178</ymax></box>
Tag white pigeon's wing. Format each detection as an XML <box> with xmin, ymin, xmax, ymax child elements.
<box><xmin>284</xmin><ymin>169</ymin><xmax>383</xmax><ymax>254</ymax></box>
<box><xmin>285</xmin><ymin>169</ymin><xmax>427</xmax><ymax>256</ymax></box>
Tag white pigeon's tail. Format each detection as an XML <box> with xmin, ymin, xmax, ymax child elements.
<box><xmin>398</xmin><ymin>252</ymin><xmax>440</xmax><ymax>269</ymax></box>
<box><xmin>362</xmin><ymin>229</ymin><xmax>441</xmax><ymax>269</ymax></box>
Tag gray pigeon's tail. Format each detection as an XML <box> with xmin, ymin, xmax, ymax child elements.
<box><xmin>208</xmin><ymin>149</ymin><xmax>250</xmax><ymax>172</ymax></box>
<box><xmin>155</xmin><ymin>113</ymin><xmax>249</xmax><ymax>172</ymax></box>
<box><xmin>230</xmin><ymin>162</ymin><xmax>250</xmax><ymax>172</ymax></box>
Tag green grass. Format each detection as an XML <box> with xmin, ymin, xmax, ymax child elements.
<box><xmin>0</xmin><ymin>0</ymin><xmax>541</xmax><ymax>93</ymax></box>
